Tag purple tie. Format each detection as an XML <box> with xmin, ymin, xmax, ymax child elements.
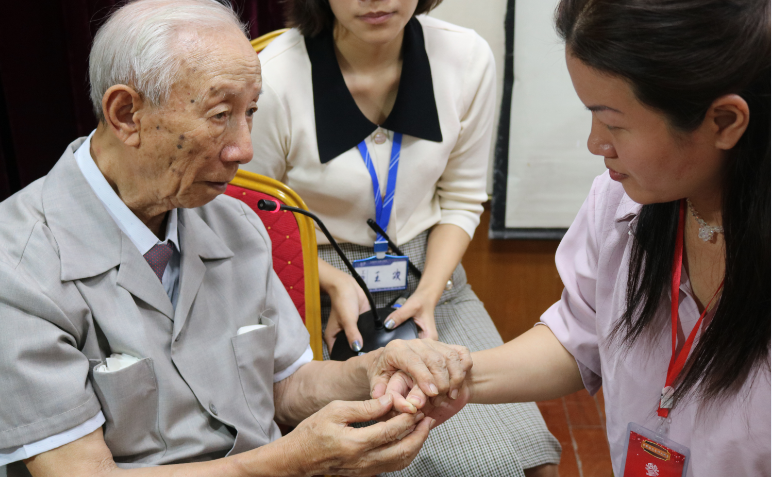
<box><xmin>144</xmin><ymin>243</ymin><xmax>173</xmax><ymax>282</ymax></box>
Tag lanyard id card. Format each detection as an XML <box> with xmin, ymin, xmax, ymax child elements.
<box><xmin>623</xmin><ymin>200</ymin><xmax>722</xmax><ymax>477</ymax></box>
<box><xmin>357</xmin><ymin>132</ymin><xmax>403</xmax><ymax>261</ymax></box>
<box><xmin>353</xmin><ymin>255</ymin><xmax>409</xmax><ymax>292</ymax></box>
<box><xmin>621</xmin><ymin>421</ymin><xmax>690</xmax><ymax>477</ymax></box>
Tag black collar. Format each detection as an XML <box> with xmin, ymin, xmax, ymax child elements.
<box><xmin>305</xmin><ymin>17</ymin><xmax>443</xmax><ymax>164</ymax></box>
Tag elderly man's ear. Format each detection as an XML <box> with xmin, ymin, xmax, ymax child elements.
<box><xmin>101</xmin><ymin>85</ymin><xmax>146</xmax><ymax>147</ymax></box>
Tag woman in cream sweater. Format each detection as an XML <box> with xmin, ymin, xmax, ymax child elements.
<box><xmin>244</xmin><ymin>1</ymin><xmax>560</xmax><ymax>475</ymax></box>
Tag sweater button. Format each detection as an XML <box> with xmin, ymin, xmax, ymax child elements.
<box><xmin>373</xmin><ymin>129</ymin><xmax>387</xmax><ymax>144</ymax></box>
<box><xmin>209</xmin><ymin>403</ymin><xmax>218</xmax><ymax>416</ymax></box>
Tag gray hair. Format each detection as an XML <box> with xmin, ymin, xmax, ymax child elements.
<box><xmin>89</xmin><ymin>0</ymin><xmax>248</xmax><ymax>122</ymax></box>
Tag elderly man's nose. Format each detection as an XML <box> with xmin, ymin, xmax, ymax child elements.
<box><xmin>221</xmin><ymin>141</ymin><xmax>253</xmax><ymax>164</ymax></box>
<box><xmin>221</xmin><ymin>121</ymin><xmax>254</xmax><ymax>164</ymax></box>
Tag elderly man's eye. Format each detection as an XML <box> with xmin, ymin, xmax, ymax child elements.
<box><xmin>247</xmin><ymin>107</ymin><xmax>258</xmax><ymax>117</ymax></box>
<box><xmin>214</xmin><ymin>111</ymin><xmax>227</xmax><ymax>120</ymax></box>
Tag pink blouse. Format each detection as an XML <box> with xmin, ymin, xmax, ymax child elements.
<box><xmin>540</xmin><ymin>172</ymin><xmax>770</xmax><ymax>476</ymax></box>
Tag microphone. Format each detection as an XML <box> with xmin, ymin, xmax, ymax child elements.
<box><xmin>257</xmin><ymin>199</ymin><xmax>418</xmax><ymax>361</ymax></box>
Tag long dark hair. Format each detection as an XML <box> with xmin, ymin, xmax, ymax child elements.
<box><xmin>556</xmin><ymin>0</ymin><xmax>770</xmax><ymax>407</ymax></box>
<box><xmin>284</xmin><ymin>0</ymin><xmax>444</xmax><ymax>38</ymax></box>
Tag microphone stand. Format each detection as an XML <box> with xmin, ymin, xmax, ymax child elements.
<box><xmin>257</xmin><ymin>199</ymin><xmax>418</xmax><ymax>360</ymax></box>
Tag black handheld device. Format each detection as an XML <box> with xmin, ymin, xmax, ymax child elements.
<box><xmin>256</xmin><ymin>199</ymin><xmax>418</xmax><ymax>361</ymax></box>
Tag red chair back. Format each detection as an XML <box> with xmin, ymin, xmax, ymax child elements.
<box><xmin>225</xmin><ymin>169</ymin><xmax>323</xmax><ymax>361</ymax></box>
<box><xmin>224</xmin><ymin>187</ymin><xmax>307</xmax><ymax>321</ymax></box>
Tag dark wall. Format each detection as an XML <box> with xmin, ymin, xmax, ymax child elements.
<box><xmin>0</xmin><ymin>0</ymin><xmax>284</xmax><ymax>201</ymax></box>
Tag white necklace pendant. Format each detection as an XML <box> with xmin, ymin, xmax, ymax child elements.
<box><xmin>687</xmin><ymin>199</ymin><xmax>723</xmax><ymax>242</ymax></box>
<box><xmin>698</xmin><ymin>226</ymin><xmax>715</xmax><ymax>242</ymax></box>
<box><xmin>373</xmin><ymin>128</ymin><xmax>388</xmax><ymax>144</ymax></box>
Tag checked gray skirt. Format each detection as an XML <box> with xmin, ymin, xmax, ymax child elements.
<box><xmin>318</xmin><ymin>230</ymin><xmax>561</xmax><ymax>477</ymax></box>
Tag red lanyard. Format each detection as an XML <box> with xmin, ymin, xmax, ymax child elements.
<box><xmin>657</xmin><ymin>199</ymin><xmax>723</xmax><ymax>418</ymax></box>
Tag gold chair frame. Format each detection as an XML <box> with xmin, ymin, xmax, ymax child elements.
<box><xmin>230</xmin><ymin>170</ymin><xmax>323</xmax><ymax>361</ymax></box>
<box><xmin>250</xmin><ymin>28</ymin><xmax>290</xmax><ymax>53</ymax></box>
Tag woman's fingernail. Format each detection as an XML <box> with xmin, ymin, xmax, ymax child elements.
<box><xmin>450</xmin><ymin>389</ymin><xmax>459</xmax><ymax>400</ymax></box>
<box><xmin>429</xmin><ymin>383</ymin><xmax>439</xmax><ymax>395</ymax></box>
<box><xmin>407</xmin><ymin>395</ymin><xmax>422</xmax><ymax>407</ymax></box>
<box><xmin>415</xmin><ymin>412</ymin><xmax>425</xmax><ymax>421</ymax></box>
<box><xmin>384</xmin><ymin>319</ymin><xmax>396</xmax><ymax>330</ymax></box>
<box><xmin>351</xmin><ymin>340</ymin><xmax>362</xmax><ymax>352</ymax></box>
<box><xmin>432</xmin><ymin>395</ymin><xmax>445</xmax><ymax>408</ymax></box>
<box><xmin>405</xmin><ymin>402</ymin><xmax>416</xmax><ymax>413</ymax></box>
<box><xmin>430</xmin><ymin>418</ymin><xmax>437</xmax><ymax>428</ymax></box>
<box><xmin>379</xmin><ymin>394</ymin><xmax>392</xmax><ymax>406</ymax></box>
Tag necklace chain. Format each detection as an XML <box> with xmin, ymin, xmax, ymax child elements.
<box><xmin>687</xmin><ymin>199</ymin><xmax>724</xmax><ymax>242</ymax></box>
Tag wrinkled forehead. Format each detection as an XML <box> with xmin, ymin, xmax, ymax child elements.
<box><xmin>172</xmin><ymin>28</ymin><xmax>261</xmax><ymax>102</ymax></box>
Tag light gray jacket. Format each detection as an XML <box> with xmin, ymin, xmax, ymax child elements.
<box><xmin>0</xmin><ymin>139</ymin><xmax>310</xmax><ymax>475</ymax></box>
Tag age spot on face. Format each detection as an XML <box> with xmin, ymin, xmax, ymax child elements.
<box><xmin>190</xmin><ymin>99</ymin><xmax>195</xmax><ymax>103</ymax></box>
<box><xmin>179</xmin><ymin>135</ymin><xmax>185</xmax><ymax>141</ymax></box>
<box><xmin>156</xmin><ymin>125</ymin><xmax>160</xmax><ymax>130</ymax></box>
<box><xmin>177</xmin><ymin>144</ymin><xmax>183</xmax><ymax>149</ymax></box>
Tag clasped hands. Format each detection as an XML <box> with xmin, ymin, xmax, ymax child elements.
<box><xmin>368</xmin><ymin>339</ymin><xmax>472</xmax><ymax>424</ymax></box>
<box><xmin>286</xmin><ymin>339</ymin><xmax>472</xmax><ymax>477</ymax></box>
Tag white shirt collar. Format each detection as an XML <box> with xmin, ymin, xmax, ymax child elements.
<box><xmin>75</xmin><ymin>130</ymin><xmax>179</xmax><ymax>256</ymax></box>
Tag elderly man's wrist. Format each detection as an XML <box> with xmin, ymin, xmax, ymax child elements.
<box><xmin>355</xmin><ymin>349</ymin><xmax>383</xmax><ymax>397</ymax></box>
<box><xmin>231</xmin><ymin>437</ymin><xmax>308</xmax><ymax>477</ymax></box>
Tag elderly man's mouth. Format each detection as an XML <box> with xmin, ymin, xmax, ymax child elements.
<box><xmin>206</xmin><ymin>181</ymin><xmax>229</xmax><ymax>192</ymax></box>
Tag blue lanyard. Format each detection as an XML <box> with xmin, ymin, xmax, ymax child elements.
<box><xmin>357</xmin><ymin>132</ymin><xmax>403</xmax><ymax>248</ymax></box>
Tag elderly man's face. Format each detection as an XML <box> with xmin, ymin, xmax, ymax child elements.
<box><xmin>135</xmin><ymin>28</ymin><xmax>260</xmax><ymax>210</ymax></box>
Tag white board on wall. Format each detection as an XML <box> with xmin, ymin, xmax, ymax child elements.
<box><xmin>502</xmin><ymin>0</ymin><xmax>604</xmax><ymax>231</ymax></box>
<box><xmin>429</xmin><ymin>0</ymin><xmax>606</xmax><ymax>238</ymax></box>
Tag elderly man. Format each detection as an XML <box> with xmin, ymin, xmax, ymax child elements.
<box><xmin>0</xmin><ymin>1</ymin><xmax>471</xmax><ymax>476</ymax></box>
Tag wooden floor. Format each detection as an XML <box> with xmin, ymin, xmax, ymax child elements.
<box><xmin>463</xmin><ymin>206</ymin><xmax>612</xmax><ymax>476</ymax></box>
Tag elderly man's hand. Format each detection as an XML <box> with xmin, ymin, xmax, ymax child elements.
<box><xmin>365</xmin><ymin>339</ymin><xmax>472</xmax><ymax>415</ymax></box>
<box><xmin>380</xmin><ymin>370</ymin><xmax>471</xmax><ymax>427</ymax></box>
<box><xmin>282</xmin><ymin>394</ymin><xmax>433</xmax><ymax>476</ymax></box>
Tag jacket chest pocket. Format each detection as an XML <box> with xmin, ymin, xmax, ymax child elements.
<box><xmin>89</xmin><ymin>358</ymin><xmax>165</xmax><ymax>460</ymax></box>
<box><xmin>231</xmin><ymin>317</ymin><xmax>277</xmax><ymax>436</ymax></box>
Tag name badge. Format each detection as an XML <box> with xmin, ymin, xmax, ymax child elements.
<box><xmin>621</xmin><ymin>422</ymin><xmax>690</xmax><ymax>477</ymax></box>
<box><xmin>352</xmin><ymin>255</ymin><xmax>408</xmax><ymax>292</ymax></box>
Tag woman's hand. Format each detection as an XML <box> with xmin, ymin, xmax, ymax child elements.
<box><xmin>383</xmin><ymin>289</ymin><xmax>439</xmax><ymax>340</ymax></box>
<box><xmin>380</xmin><ymin>224</ymin><xmax>473</xmax><ymax>341</ymax></box>
<box><xmin>281</xmin><ymin>394</ymin><xmax>434</xmax><ymax>477</ymax></box>
<box><xmin>325</xmin><ymin>273</ymin><xmax>370</xmax><ymax>352</ymax></box>
<box><xmin>319</xmin><ymin>222</ymin><xmax>473</xmax><ymax>349</ymax></box>
<box><xmin>320</xmin><ymin>258</ymin><xmax>369</xmax><ymax>352</ymax></box>
<box><xmin>382</xmin><ymin>370</ymin><xmax>471</xmax><ymax>428</ymax></box>
<box><xmin>365</xmin><ymin>339</ymin><xmax>472</xmax><ymax>415</ymax></box>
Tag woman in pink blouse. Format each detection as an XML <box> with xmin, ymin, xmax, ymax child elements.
<box><xmin>401</xmin><ymin>0</ymin><xmax>769</xmax><ymax>475</ymax></box>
